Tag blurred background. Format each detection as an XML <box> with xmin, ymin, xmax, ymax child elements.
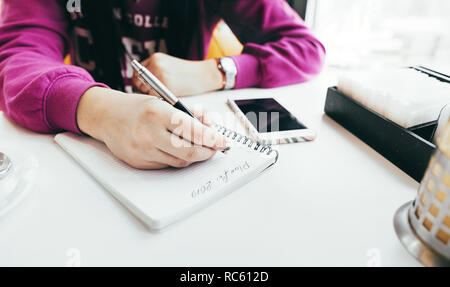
<box><xmin>216</xmin><ymin>0</ymin><xmax>450</xmax><ymax>73</ymax></box>
<box><xmin>301</xmin><ymin>0</ymin><xmax>450</xmax><ymax>72</ymax></box>
<box><xmin>1</xmin><ymin>0</ymin><xmax>449</xmax><ymax>72</ymax></box>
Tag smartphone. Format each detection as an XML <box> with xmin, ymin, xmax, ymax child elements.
<box><xmin>228</xmin><ymin>98</ymin><xmax>316</xmax><ymax>145</ymax></box>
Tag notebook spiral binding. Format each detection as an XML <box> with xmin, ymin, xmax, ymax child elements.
<box><xmin>215</xmin><ymin>125</ymin><xmax>279</xmax><ymax>159</ymax></box>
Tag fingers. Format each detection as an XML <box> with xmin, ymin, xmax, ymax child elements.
<box><xmin>155</xmin><ymin>149</ymin><xmax>194</xmax><ymax>168</ymax></box>
<box><xmin>126</xmin><ymin>147</ymin><xmax>194</xmax><ymax>170</ymax></box>
<box><xmin>124</xmin><ymin>159</ymin><xmax>168</xmax><ymax>170</ymax></box>
<box><xmin>146</xmin><ymin>148</ymin><xmax>195</xmax><ymax>169</ymax></box>
<box><xmin>165</xmin><ymin>110</ymin><xmax>229</xmax><ymax>150</ymax></box>
<box><xmin>154</xmin><ymin>130</ymin><xmax>217</xmax><ymax>164</ymax></box>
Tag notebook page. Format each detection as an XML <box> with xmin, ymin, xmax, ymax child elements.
<box><xmin>55</xmin><ymin>133</ymin><xmax>276</xmax><ymax>229</ymax></box>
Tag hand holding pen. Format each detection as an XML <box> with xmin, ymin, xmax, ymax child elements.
<box><xmin>130</xmin><ymin>59</ymin><xmax>197</xmax><ymax>119</ymax></box>
<box><xmin>126</xmin><ymin>51</ymin><xmax>230</xmax><ymax>153</ymax></box>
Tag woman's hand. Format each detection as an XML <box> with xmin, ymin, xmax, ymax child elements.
<box><xmin>77</xmin><ymin>87</ymin><xmax>229</xmax><ymax>169</ymax></box>
<box><xmin>132</xmin><ymin>52</ymin><xmax>224</xmax><ymax>97</ymax></box>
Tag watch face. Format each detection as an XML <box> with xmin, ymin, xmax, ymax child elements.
<box><xmin>220</xmin><ymin>58</ymin><xmax>237</xmax><ymax>75</ymax></box>
<box><xmin>220</xmin><ymin>57</ymin><xmax>237</xmax><ymax>89</ymax></box>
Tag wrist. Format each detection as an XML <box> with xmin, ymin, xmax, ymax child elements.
<box><xmin>204</xmin><ymin>59</ymin><xmax>225</xmax><ymax>92</ymax></box>
<box><xmin>76</xmin><ymin>86</ymin><xmax>113</xmax><ymax>141</ymax></box>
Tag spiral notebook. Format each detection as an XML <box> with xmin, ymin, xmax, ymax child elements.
<box><xmin>54</xmin><ymin>125</ymin><xmax>278</xmax><ymax>230</ymax></box>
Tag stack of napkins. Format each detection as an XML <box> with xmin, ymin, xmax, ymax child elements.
<box><xmin>338</xmin><ymin>68</ymin><xmax>450</xmax><ymax>128</ymax></box>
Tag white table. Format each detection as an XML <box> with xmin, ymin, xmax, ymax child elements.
<box><xmin>0</xmin><ymin>69</ymin><xmax>421</xmax><ymax>266</ymax></box>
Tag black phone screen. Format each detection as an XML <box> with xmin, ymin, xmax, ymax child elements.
<box><xmin>233</xmin><ymin>98</ymin><xmax>307</xmax><ymax>133</ymax></box>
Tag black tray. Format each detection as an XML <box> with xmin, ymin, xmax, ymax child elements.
<box><xmin>324</xmin><ymin>86</ymin><xmax>436</xmax><ymax>182</ymax></box>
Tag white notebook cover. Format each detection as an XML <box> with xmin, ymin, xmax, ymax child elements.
<box><xmin>55</xmin><ymin>132</ymin><xmax>278</xmax><ymax>230</ymax></box>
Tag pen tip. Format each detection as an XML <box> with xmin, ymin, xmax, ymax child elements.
<box><xmin>221</xmin><ymin>146</ymin><xmax>231</xmax><ymax>153</ymax></box>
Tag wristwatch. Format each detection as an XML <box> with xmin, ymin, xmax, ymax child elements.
<box><xmin>216</xmin><ymin>57</ymin><xmax>237</xmax><ymax>90</ymax></box>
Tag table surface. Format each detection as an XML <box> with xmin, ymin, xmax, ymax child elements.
<box><xmin>0</xmin><ymin>69</ymin><xmax>421</xmax><ymax>266</ymax></box>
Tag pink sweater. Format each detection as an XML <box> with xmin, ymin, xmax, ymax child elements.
<box><xmin>0</xmin><ymin>0</ymin><xmax>325</xmax><ymax>134</ymax></box>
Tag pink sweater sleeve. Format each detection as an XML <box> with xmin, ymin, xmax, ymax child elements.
<box><xmin>217</xmin><ymin>0</ymin><xmax>326</xmax><ymax>89</ymax></box>
<box><xmin>0</xmin><ymin>0</ymin><xmax>107</xmax><ymax>134</ymax></box>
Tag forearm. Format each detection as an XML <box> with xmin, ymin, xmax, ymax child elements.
<box><xmin>0</xmin><ymin>49</ymin><xmax>107</xmax><ymax>133</ymax></box>
<box><xmin>0</xmin><ymin>0</ymin><xmax>107</xmax><ymax>133</ymax></box>
<box><xmin>218</xmin><ymin>0</ymin><xmax>326</xmax><ymax>89</ymax></box>
<box><xmin>135</xmin><ymin>53</ymin><xmax>224</xmax><ymax>97</ymax></box>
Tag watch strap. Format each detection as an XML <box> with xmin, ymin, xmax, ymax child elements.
<box><xmin>215</xmin><ymin>58</ymin><xmax>227</xmax><ymax>90</ymax></box>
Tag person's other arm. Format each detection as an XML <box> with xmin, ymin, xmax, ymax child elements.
<box><xmin>134</xmin><ymin>0</ymin><xmax>325</xmax><ymax>96</ymax></box>
<box><xmin>220</xmin><ymin>0</ymin><xmax>326</xmax><ymax>89</ymax></box>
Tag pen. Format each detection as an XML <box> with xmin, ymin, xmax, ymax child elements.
<box><xmin>127</xmin><ymin>55</ymin><xmax>230</xmax><ymax>152</ymax></box>
<box><xmin>130</xmin><ymin>59</ymin><xmax>196</xmax><ymax>119</ymax></box>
